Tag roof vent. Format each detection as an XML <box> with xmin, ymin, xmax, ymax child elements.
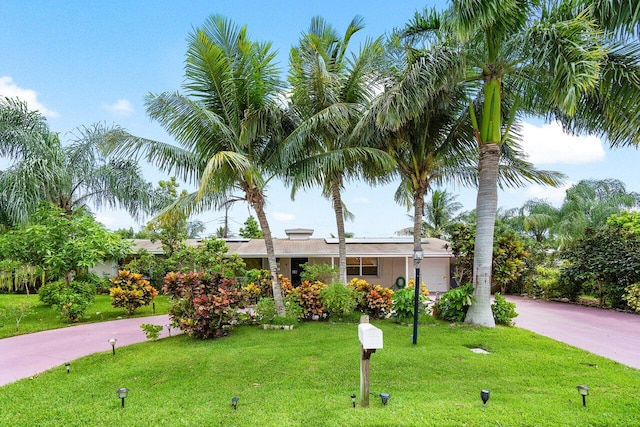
<box><xmin>285</xmin><ymin>228</ymin><xmax>314</xmax><ymax>240</ymax></box>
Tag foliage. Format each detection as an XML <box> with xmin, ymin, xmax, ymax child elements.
<box><xmin>433</xmin><ymin>284</ymin><xmax>475</xmax><ymax>323</ymax></box>
<box><xmin>0</xmin><ymin>299</ymin><xmax>35</xmax><ymax>331</ymax></box>
<box><xmin>527</xmin><ymin>266</ymin><xmax>561</xmax><ymax>299</ymax></box>
<box><xmin>347</xmin><ymin>278</ymin><xmax>394</xmax><ymax>319</ymax></box>
<box><xmin>491</xmin><ymin>293</ymin><xmax>518</xmax><ymax>326</ymax></box>
<box><xmin>244</xmin><ymin>269</ymin><xmax>274</xmax><ymax>298</ymax></box>
<box><xmin>607</xmin><ymin>211</ymin><xmax>640</xmax><ymax>235</ymax></box>
<box><xmin>0</xmin><ymin>260</ymin><xmax>43</xmax><ymax>294</ymax></box>
<box><xmin>38</xmin><ymin>281</ymin><xmax>66</xmax><ymax>306</ymax></box>
<box><xmin>300</xmin><ymin>263</ymin><xmax>338</xmax><ymax>284</ymax></box>
<box><xmin>140</xmin><ymin>323</ymin><xmax>163</xmax><ymax>341</ymax></box>
<box><xmin>110</xmin><ymin>270</ymin><xmax>157</xmax><ymax>315</ymax></box>
<box><xmin>144</xmin><ymin>177</ymin><xmax>189</xmax><ymax>256</ymax></box>
<box><xmin>622</xmin><ymin>283</ymin><xmax>640</xmax><ymax>312</ymax></box>
<box><xmin>319</xmin><ymin>282</ymin><xmax>358</xmax><ymax>318</ymax></box>
<box><xmin>163</xmin><ymin>271</ymin><xmax>249</xmax><ymax>339</ymax></box>
<box><xmin>39</xmin><ymin>280</ymin><xmax>96</xmax><ymax>322</ymax></box>
<box><xmin>0</xmin><ymin>204</ymin><xmax>131</xmax><ymax>284</ymax></box>
<box><xmin>391</xmin><ymin>286</ymin><xmax>429</xmax><ymax>322</ymax></box>
<box><xmin>255</xmin><ymin>296</ymin><xmax>303</xmax><ymax>325</ymax></box>
<box><xmin>239</xmin><ymin>216</ymin><xmax>263</xmax><ymax>239</ymax></box>
<box><xmin>293</xmin><ymin>280</ymin><xmax>327</xmax><ymax>319</ymax></box>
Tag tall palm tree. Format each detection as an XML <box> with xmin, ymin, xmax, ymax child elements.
<box><xmin>108</xmin><ymin>15</ymin><xmax>290</xmax><ymax>315</ymax></box>
<box><xmin>285</xmin><ymin>16</ymin><xmax>395</xmax><ymax>284</ymax></box>
<box><xmin>422</xmin><ymin>190</ymin><xmax>463</xmax><ymax>239</ymax></box>
<box><xmin>0</xmin><ymin>98</ymin><xmax>153</xmax><ymax>226</ymax></box>
<box><xmin>404</xmin><ymin>1</ymin><xmax>640</xmax><ymax>326</ymax></box>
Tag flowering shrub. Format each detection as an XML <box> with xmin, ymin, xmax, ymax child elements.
<box><xmin>163</xmin><ymin>271</ymin><xmax>249</xmax><ymax>339</ymax></box>
<box><xmin>347</xmin><ymin>278</ymin><xmax>394</xmax><ymax>318</ymax></box>
<box><xmin>623</xmin><ymin>283</ymin><xmax>640</xmax><ymax>312</ymax></box>
<box><xmin>242</xmin><ymin>282</ymin><xmax>262</xmax><ymax>302</ymax></box>
<box><xmin>406</xmin><ymin>278</ymin><xmax>429</xmax><ymax>296</ymax></box>
<box><xmin>110</xmin><ymin>270</ymin><xmax>158</xmax><ymax>315</ymax></box>
<box><xmin>293</xmin><ymin>280</ymin><xmax>327</xmax><ymax>319</ymax></box>
<box><xmin>245</xmin><ymin>269</ymin><xmax>273</xmax><ymax>297</ymax></box>
<box><xmin>278</xmin><ymin>275</ymin><xmax>295</xmax><ymax>295</ymax></box>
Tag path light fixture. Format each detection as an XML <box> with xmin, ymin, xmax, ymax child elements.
<box><xmin>351</xmin><ymin>393</ymin><xmax>356</xmax><ymax>408</ymax></box>
<box><xmin>64</xmin><ymin>362</ymin><xmax>70</xmax><ymax>374</ymax></box>
<box><xmin>108</xmin><ymin>338</ymin><xmax>117</xmax><ymax>356</ymax></box>
<box><xmin>481</xmin><ymin>390</ymin><xmax>490</xmax><ymax>406</ymax></box>
<box><xmin>412</xmin><ymin>248</ymin><xmax>423</xmax><ymax>345</ymax></box>
<box><xmin>380</xmin><ymin>393</ymin><xmax>391</xmax><ymax>406</ymax></box>
<box><xmin>116</xmin><ymin>388</ymin><xmax>129</xmax><ymax>408</ymax></box>
<box><xmin>166</xmin><ymin>325</ymin><xmax>171</xmax><ymax>337</ymax></box>
<box><xmin>231</xmin><ymin>396</ymin><xmax>239</xmax><ymax>410</ymax></box>
<box><xmin>577</xmin><ymin>385</ymin><xmax>589</xmax><ymax>407</ymax></box>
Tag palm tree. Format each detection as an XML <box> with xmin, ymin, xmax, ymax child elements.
<box><xmin>108</xmin><ymin>15</ymin><xmax>290</xmax><ymax>315</ymax></box>
<box><xmin>404</xmin><ymin>1</ymin><xmax>640</xmax><ymax>326</ymax></box>
<box><xmin>285</xmin><ymin>16</ymin><xmax>395</xmax><ymax>284</ymax></box>
<box><xmin>0</xmin><ymin>98</ymin><xmax>153</xmax><ymax>226</ymax></box>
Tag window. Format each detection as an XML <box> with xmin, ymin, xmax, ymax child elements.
<box><xmin>346</xmin><ymin>257</ymin><xmax>378</xmax><ymax>276</ymax></box>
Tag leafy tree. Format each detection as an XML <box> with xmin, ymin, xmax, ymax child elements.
<box><xmin>285</xmin><ymin>16</ymin><xmax>394</xmax><ymax>284</ymax></box>
<box><xmin>145</xmin><ymin>177</ymin><xmax>189</xmax><ymax>256</ymax></box>
<box><xmin>404</xmin><ymin>1</ymin><xmax>640</xmax><ymax>326</ymax></box>
<box><xmin>0</xmin><ymin>98</ymin><xmax>154</xmax><ymax>226</ymax></box>
<box><xmin>108</xmin><ymin>16</ymin><xmax>290</xmax><ymax>315</ymax></box>
<box><xmin>239</xmin><ymin>216</ymin><xmax>263</xmax><ymax>238</ymax></box>
<box><xmin>0</xmin><ymin>204</ymin><xmax>131</xmax><ymax>284</ymax></box>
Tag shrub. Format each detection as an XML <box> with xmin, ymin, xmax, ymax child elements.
<box><xmin>293</xmin><ymin>280</ymin><xmax>327</xmax><ymax>319</ymax></box>
<box><xmin>245</xmin><ymin>269</ymin><xmax>273</xmax><ymax>298</ymax></box>
<box><xmin>300</xmin><ymin>263</ymin><xmax>338</xmax><ymax>284</ymax></box>
<box><xmin>255</xmin><ymin>295</ymin><xmax>302</xmax><ymax>325</ymax></box>
<box><xmin>392</xmin><ymin>287</ymin><xmax>429</xmax><ymax>322</ymax></box>
<box><xmin>433</xmin><ymin>284</ymin><xmax>475</xmax><ymax>322</ymax></box>
<box><xmin>163</xmin><ymin>271</ymin><xmax>249</xmax><ymax>339</ymax></box>
<box><xmin>140</xmin><ymin>323</ymin><xmax>163</xmax><ymax>341</ymax></box>
<box><xmin>75</xmin><ymin>271</ymin><xmax>111</xmax><ymax>295</ymax></box>
<box><xmin>491</xmin><ymin>293</ymin><xmax>518</xmax><ymax>325</ymax></box>
<box><xmin>319</xmin><ymin>282</ymin><xmax>358</xmax><ymax>318</ymax></box>
<box><xmin>527</xmin><ymin>266</ymin><xmax>561</xmax><ymax>299</ymax></box>
<box><xmin>39</xmin><ymin>280</ymin><xmax>95</xmax><ymax>322</ymax></box>
<box><xmin>623</xmin><ymin>283</ymin><xmax>640</xmax><ymax>312</ymax></box>
<box><xmin>39</xmin><ymin>281</ymin><xmax>66</xmax><ymax>306</ymax></box>
<box><xmin>110</xmin><ymin>270</ymin><xmax>158</xmax><ymax>315</ymax></box>
<box><xmin>347</xmin><ymin>278</ymin><xmax>393</xmax><ymax>319</ymax></box>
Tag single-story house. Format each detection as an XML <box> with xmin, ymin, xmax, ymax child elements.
<box><xmin>94</xmin><ymin>228</ymin><xmax>454</xmax><ymax>292</ymax></box>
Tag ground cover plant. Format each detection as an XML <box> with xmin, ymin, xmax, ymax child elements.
<box><xmin>1</xmin><ymin>321</ymin><xmax>638</xmax><ymax>426</ymax></box>
<box><xmin>0</xmin><ymin>294</ymin><xmax>171</xmax><ymax>339</ymax></box>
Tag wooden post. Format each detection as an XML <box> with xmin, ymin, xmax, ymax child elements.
<box><xmin>360</xmin><ymin>345</ymin><xmax>376</xmax><ymax>407</ymax></box>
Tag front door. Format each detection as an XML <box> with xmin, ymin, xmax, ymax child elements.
<box><xmin>290</xmin><ymin>258</ymin><xmax>308</xmax><ymax>286</ymax></box>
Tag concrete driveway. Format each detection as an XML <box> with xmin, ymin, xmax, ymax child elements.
<box><xmin>506</xmin><ymin>296</ymin><xmax>640</xmax><ymax>370</ymax></box>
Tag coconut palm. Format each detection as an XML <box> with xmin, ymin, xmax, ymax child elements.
<box><xmin>403</xmin><ymin>1</ymin><xmax>640</xmax><ymax>326</ymax></box>
<box><xmin>285</xmin><ymin>16</ymin><xmax>395</xmax><ymax>284</ymax></box>
<box><xmin>0</xmin><ymin>98</ymin><xmax>153</xmax><ymax>226</ymax></box>
<box><xmin>107</xmin><ymin>15</ymin><xmax>290</xmax><ymax>315</ymax></box>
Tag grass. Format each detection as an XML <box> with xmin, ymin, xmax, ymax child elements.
<box><xmin>0</xmin><ymin>294</ymin><xmax>171</xmax><ymax>339</ymax></box>
<box><xmin>0</xmin><ymin>321</ymin><xmax>638</xmax><ymax>426</ymax></box>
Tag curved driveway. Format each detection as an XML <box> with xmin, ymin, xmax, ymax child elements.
<box><xmin>506</xmin><ymin>296</ymin><xmax>640</xmax><ymax>369</ymax></box>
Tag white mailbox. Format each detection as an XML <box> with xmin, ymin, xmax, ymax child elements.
<box><xmin>358</xmin><ymin>323</ymin><xmax>383</xmax><ymax>350</ymax></box>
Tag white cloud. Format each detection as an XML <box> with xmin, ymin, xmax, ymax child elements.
<box><xmin>525</xmin><ymin>182</ymin><xmax>573</xmax><ymax>206</ymax></box>
<box><xmin>0</xmin><ymin>76</ymin><xmax>57</xmax><ymax>117</ymax></box>
<box><xmin>103</xmin><ymin>98</ymin><xmax>134</xmax><ymax>116</ymax></box>
<box><xmin>520</xmin><ymin>121</ymin><xmax>605</xmax><ymax>165</ymax></box>
<box><xmin>352</xmin><ymin>197</ymin><xmax>370</xmax><ymax>204</ymax></box>
<box><xmin>272</xmin><ymin>212</ymin><xmax>295</xmax><ymax>222</ymax></box>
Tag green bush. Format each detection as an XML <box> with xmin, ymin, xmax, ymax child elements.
<box><xmin>319</xmin><ymin>282</ymin><xmax>357</xmax><ymax>318</ymax></box>
<box><xmin>300</xmin><ymin>263</ymin><xmax>338</xmax><ymax>284</ymax></box>
<box><xmin>140</xmin><ymin>323</ymin><xmax>163</xmax><ymax>341</ymax></box>
<box><xmin>433</xmin><ymin>284</ymin><xmax>475</xmax><ymax>322</ymax></box>
<box><xmin>623</xmin><ymin>283</ymin><xmax>640</xmax><ymax>312</ymax></box>
<box><xmin>491</xmin><ymin>293</ymin><xmax>518</xmax><ymax>325</ymax></box>
<box><xmin>39</xmin><ymin>280</ymin><xmax>95</xmax><ymax>321</ymax></box>
<box><xmin>39</xmin><ymin>281</ymin><xmax>66</xmax><ymax>306</ymax></box>
<box><xmin>528</xmin><ymin>266</ymin><xmax>561</xmax><ymax>299</ymax></box>
<box><xmin>255</xmin><ymin>295</ymin><xmax>302</xmax><ymax>325</ymax></box>
<box><xmin>392</xmin><ymin>287</ymin><xmax>428</xmax><ymax>322</ymax></box>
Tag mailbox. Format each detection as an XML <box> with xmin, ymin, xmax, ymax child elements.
<box><xmin>358</xmin><ymin>323</ymin><xmax>383</xmax><ymax>350</ymax></box>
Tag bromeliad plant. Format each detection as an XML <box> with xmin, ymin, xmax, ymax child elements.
<box><xmin>110</xmin><ymin>270</ymin><xmax>158</xmax><ymax>315</ymax></box>
<box><xmin>163</xmin><ymin>271</ymin><xmax>249</xmax><ymax>339</ymax></box>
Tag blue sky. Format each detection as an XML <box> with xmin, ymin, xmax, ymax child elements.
<box><xmin>1</xmin><ymin>1</ymin><xmax>638</xmax><ymax>238</ymax></box>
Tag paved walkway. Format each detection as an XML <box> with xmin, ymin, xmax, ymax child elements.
<box><xmin>506</xmin><ymin>296</ymin><xmax>640</xmax><ymax>369</ymax></box>
<box><xmin>0</xmin><ymin>314</ymin><xmax>177</xmax><ymax>387</ymax></box>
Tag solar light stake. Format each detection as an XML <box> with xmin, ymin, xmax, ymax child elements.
<box><xmin>231</xmin><ymin>396</ymin><xmax>239</xmax><ymax>410</ymax></box>
<box><xmin>64</xmin><ymin>362</ymin><xmax>70</xmax><ymax>374</ymax></box>
<box><xmin>380</xmin><ymin>393</ymin><xmax>390</xmax><ymax>406</ymax></box>
<box><xmin>481</xmin><ymin>390</ymin><xmax>490</xmax><ymax>406</ymax></box>
<box><xmin>351</xmin><ymin>393</ymin><xmax>356</xmax><ymax>408</ymax></box>
<box><xmin>577</xmin><ymin>385</ymin><xmax>589</xmax><ymax>407</ymax></box>
<box><xmin>152</xmin><ymin>302</ymin><xmax>156</xmax><ymax>314</ymax></box>
<box><xmin>108</xmin><ymin>338</ymin><xmax>117</xmax><ymax>356</ymax></box>
<box><xmin>166</xmin><ymin>325</ymin><xmax>171</xmax><ymax>337</ymax></box>
<box><xmin>116</xmin><ymin>388</ymin><xmax>129</xmax><ymax>408</ymax></box>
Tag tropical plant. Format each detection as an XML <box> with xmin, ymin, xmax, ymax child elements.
<box><xmin>623</xmin><ymin>283</ymin><xmax>640</xmax><ymax>313</ymax></box>
<box><xmin>300</xmin><ymin>262</ymin><xmax>338</xmax><ymax>284</ymax></box>
<box><xmin>433</xmin><ymin>283</ymin><xmax>475</xmax><ymax>323</ymax></box>
<box><xmin>140</xmin><ymin>324</ymin><xmax>163</xmax><ymax>341</ymax></box>
<box><xmin>110</xmin><ymin>270</ymin><xmax>158</xmax><ymax>315</ymax></box>
<box><xmin>403</xmin><ymin>0</ymin><xmax>640</xmax><ymax>326</ymax></box>
<box><xmin>255</xmin><ymin>296</ymin><xmax>303</xmax><ymax>325</ymax></box>
<box><xmin>293</xmin><ymin>280</ymin><xmax>327</xmax><ymax>319</ymax></box>
<box><xmin>285</xmin><ymin>16</ymin><xmax>394</xmax><ymax>285</ymax></box>
<box><xmin>491</xmin><ymin>293</ymin><xmax>518</xmax><ymax>326</ymax></box>
<box><xmin>107</xmin><ymin>15</ymin><xmax>289</xmax><ymax>316</ymax></box>
<box><xmin>391</xmin><ymin>286</ymin><xmax>428</xmax><ymax>322</ymax></box>
<box><xmin>347</xmin><ymin>278</ymin><xmax>393</xmax><ymax>318</ymax></box>
<box><xmin>238</xmin><ymin>216</ymin><xmax>263</xmax><ymax>238</ymax></box>
<box><xmin>319</xmin><ymin>282</ymin><xmax>358</xmax><ymax>318</ymax></box>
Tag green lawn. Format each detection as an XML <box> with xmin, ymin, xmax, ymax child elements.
<box><xmin>1</xmin><ymin>321</ymin><xmax>638</xmax><ymax>426</ymax></box>
<box><xmin>0</xmin><ymin>294</ymin><xmax>171</xmax><ymax>339</ymax></box>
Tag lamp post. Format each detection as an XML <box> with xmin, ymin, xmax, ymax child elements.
<box><xmin>116</xmin><ymin>388</ymin><xmax>129</xmax><ymax>408</ymax></box>
<box><xmin>108</xmin><ymin>338</ymin><xmax>117</xmax><ymax>356</ymax></box>
<box><xmin>412</xmin><ymin>248</ymin><xmax>423</xmax><ymax>345</ymax></box>
<box><xmin>577</xmin><ymin>385</ymin><xmax>589</xmax><ymax>407</ymax></box>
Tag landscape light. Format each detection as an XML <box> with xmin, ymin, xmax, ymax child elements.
<box><xmin>380</xmin><ymin>393</ymin><xmax>390</xmax><ymax>406</ymax></box>
<box><xmin>108</xmin><ymin>338</ymin><xmax>117</xmax><ymax>356</ymax></box>
<box><xmin>481</xmin><ymin>390</ymin><xmax>490</xmax><ymax>406</ymax></box>
<box><xmin>166</xmin><ymin>325</ymin><xmax>171</xmax><ymax>337</ymax></box>
<box><xmin>351</xmin><ymin>393</ymin><xmax>356</xmax><ymax>408</ymax></box>
<box><xmin>577</xmin><ymin>385</ymin><xmax>589</xmax><ymax>407</ymax></box>
<box><xmin>116</xmin><ymin>388</ymin><xmax>129</xmax><ymax>408</ymax></box>
<box><xmin>64</xmin><ymin>362</ymin><xmax>70</xmax><ymax>374</ymax></box>
<box><xmin>231</xmin><ymin>396</ymin><xmax>239</xmax><ymax>410</ymax></box>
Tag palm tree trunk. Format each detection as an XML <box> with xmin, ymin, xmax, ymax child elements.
<box><xmin>332</xmin><ymin>181</ymin><xmax>348</xmax><ymax>285</ymax></box>
<box><xmin>464</xmin><ymin>142</ymin><xmax>498</xmax><ymax>327</ymax></box>
<box><xmin>252</xmin><ymin>201</ymin><xmax>285</xmax><ymax>316</ymax></box>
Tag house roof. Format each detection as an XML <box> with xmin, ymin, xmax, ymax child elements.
<box><xmin>130</xmin><ymin>237</ymin><xmax>452</xmax><ymax>258</ymax></box>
